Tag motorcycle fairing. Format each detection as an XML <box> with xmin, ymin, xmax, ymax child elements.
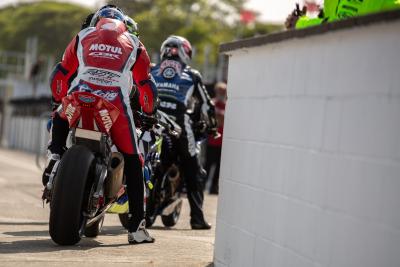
<box><xmin>60</xmin><ymin>91</ymin><xmax>120</xmax><ymax>134</ymax></box>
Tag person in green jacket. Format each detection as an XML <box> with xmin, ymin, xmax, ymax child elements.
<box><xmin>288</xmin><ymin>0</ymin><xmax>400</xmax><ymax>30</ymax></box>
<box><xmin>335</xmin><ymin>0</ymin><xmax>399</xmax><ymax>20</ymax></box>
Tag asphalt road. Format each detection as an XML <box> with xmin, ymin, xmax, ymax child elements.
<box><xmin>0</xmin><ymin>148</ymin><xmax>217</xmax><ymax>266</ymax></box>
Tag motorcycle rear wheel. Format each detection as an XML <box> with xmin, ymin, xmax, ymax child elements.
<box><xmin>49</xmin><ymin>145</ymin><xmax>94</xmax><ymax>245</ymax></box>
<box><xmin>84</xmin><ymin>215</ymin><xmax>104</xmax><ymax>238</ymax></box>
<box><xmin>161</xmin><ymin>199</ymin><xmax>182</xmax><ymax>227</ymax></box>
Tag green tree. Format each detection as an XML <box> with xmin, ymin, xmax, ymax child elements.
<box><xmin>0</xmin><ymin>1</ymin><xmax>90</xmax><ymax>58</ymax></box>
<box><xmin>108</xmin><ymin>0</ymin><xmax>246</xmax><ymax>67</ymax></box>
<box><xmin>240</xmin><ymin>22</ymin><xmax>283</xmax><ymax>39</ymax></box>
<box><xmin>0</xmin><ymin>0</ymin><xmax>282</xmax><ymax>71</ymax></box>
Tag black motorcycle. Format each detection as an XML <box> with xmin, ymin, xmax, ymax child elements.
<box><xmin>117</xmin><ymin>112</ymin><xmax>213</xmax><ymax>229</ymax></box>
<box><xmin>115</xmin><ymin>110</ymin><xmax>184</xmax><ymax>228</ymax></box>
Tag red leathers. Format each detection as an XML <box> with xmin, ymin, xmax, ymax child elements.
<box><xmin>50</xmin><ymin>18</ymin><xmax>157</xmax><ymax>154</ymax></box>
<box><xmin>46</xmin><ymin>17</ymin><xmax>157</xmax><ymax>236</ymax></box>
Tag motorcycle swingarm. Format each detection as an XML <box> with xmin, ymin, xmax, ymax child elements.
<box><xmin>85</xmin><ymin>164</ymin><xmax>108</xmax><ymax>218</ymax></box>
<box><xmin>85</xmin><ymin>203</ymin><xmax>112</xmax><ymax>227</ymax></box>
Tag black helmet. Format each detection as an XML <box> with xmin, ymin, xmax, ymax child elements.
<box><xmin>90</xmin><ymin>5</ymin><xmax>126</xmax><ymax>27</ymax></box>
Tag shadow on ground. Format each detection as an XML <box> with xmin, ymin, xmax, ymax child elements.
<box><xmin>0</xmin><ymin>221</ymin><xmax>48</xmax><ymax>226</ymax></box>
<box><xmin>101</xmin><ymin>225</ymin><xmax>195</xmax><ymax>234</ymax></box>
<box><xmin>148</xmin><ymin>225</ymin><xmax>194</xmax><ymax>231</ymax></box>
<box><xmin>0</xmin><ymin>237</ymin><xmax>136</xmax><ymax>254</ymax></box>
<box><xmin>0</xmin><ymin>238</ymin><xmax>101</xmax><ymax>254</ymax></box>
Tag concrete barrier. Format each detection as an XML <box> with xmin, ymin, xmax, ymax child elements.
<box><xmin>215</xmin><ymin>11</ymin><xmax>400</xmax><ymax>267</ymax></box>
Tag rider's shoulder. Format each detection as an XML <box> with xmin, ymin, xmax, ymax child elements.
<box><xmin>77</xmin><ymin>26</ymin><xmax>96</xmax><ymax>39</ymax></box>
<box><xmin>150</xmin><ymin>63</ymin><xmax>159</xmax><ymax>72</ymax></box>
<box><xmin>186</xmin><ymin>66</ymin><xmax>203</xmax><ymax>82</ymax></box>
<box><xmin>125</xmin><ymin>32</ymin><xmax>141</xmax><ymax>47</ymax></box>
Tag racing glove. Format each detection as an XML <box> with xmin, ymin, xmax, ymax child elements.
<box><xmin>134</xmin><ymin>111</ymin><xmax>158</xmax><ymax>131</ymax></box>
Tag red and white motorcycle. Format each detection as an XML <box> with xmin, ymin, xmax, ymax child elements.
<box><xmin>46</xmin><ymin>91</ymin><xmax>126</xmax><ymax>245</ymax></box>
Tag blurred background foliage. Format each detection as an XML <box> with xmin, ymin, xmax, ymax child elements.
<box><xmin>0</xmin><ymin>0</ymin><xmax>282</xmax><ymax>68</ymax></box>
<box><xmin>0</xmin><ymin>1</ymin><xmax>90</xmax><ymax>58</ymax></box>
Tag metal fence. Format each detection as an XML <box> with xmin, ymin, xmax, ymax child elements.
<box><xmin>6</xmin><ymin>115</ymin><xmax>49</xmax><ymax>156</ymax></box>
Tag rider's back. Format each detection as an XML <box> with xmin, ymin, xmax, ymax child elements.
<box><xmin>151</xmin><ymin>62</ymin><xmax>200</xmax><ymax>122</ymax></box>
<box><xmin>69</xmin><ymin>18</ymin><xmax>140</xmax><ymax>92</ymax></box>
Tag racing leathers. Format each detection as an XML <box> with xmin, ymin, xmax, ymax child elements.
<box><xmin>151</xmin><ymin>59</ymin><xmax>217</xmax><ymax>228</ymax></box>
<box><xmin>47</xmin><ymin>18</ymin><xmax>157</xmax><ymax>232</ymax></box>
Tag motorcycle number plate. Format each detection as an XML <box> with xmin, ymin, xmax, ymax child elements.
<box><xmin>75</xmin><ymin>128</ymin><xmax>102</xmax><ymax>141</ymax></box>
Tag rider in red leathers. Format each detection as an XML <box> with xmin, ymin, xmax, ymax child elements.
<box><xmin>43</xmin><ymin>5</ymin><xmax>157</xmax><ymax>244</ymax></box>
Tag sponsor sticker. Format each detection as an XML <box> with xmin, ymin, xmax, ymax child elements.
<box><xmin>56</xmin><ymin>80</ymin><xmax>62</xmax><ymax>95</ymax></box>
<box><xmin>162</xmin><ymin>67</ymin><xmax>176</xmax><ymax>79</ymax></box>
<box><xmin>92</xmin><ymin>90</ymin><xmax>119</xmax><ymax>102</ymax></box>
<box><xmin>65</xmin><ymin>104</ymin><xmax>76</xmax><ymax>122</ymax></box>
<box><xmin>160</xmin><ymin>101</ymin><xmax>177</xmax><ymax>110</ymax></box>
<box><xmin>156</xmin><ymin>82</ymin><xmax>180</xmax><ymax>91</ymax></box>
<box><xmin>78</xmin><ymin>83</ymin><xmax>92</xmax><ymax>92</ymax></box>
<box><xmin>88</xmin><ymin>43</ymin><xmax>123</xmax><ymax>60</ymax></box>
<box><xmin>78</xmin><ymin>95</ymin><xmax>96</xmax><ymax>103</ymax></box>
<box><xmin>83</xmin><ymin>68</ymin><xmax>121</xmax><ymax>86</ymax></box>
<box><xmin>99</xmin><ymin>109</ymin><xmax>113</xmax><ymax>132</ymax></box>
<box><xmin>84</xmin><ymin>69</ymin><xmax>121</xmax><ymax>79</ymax></box>
<box><xmin>158</xmin><ymin>60</ymin><xmax>182</xmax><ymax>77</ymax></box>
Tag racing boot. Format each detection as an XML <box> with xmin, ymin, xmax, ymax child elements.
<box><xmin>191</xmin><ymin>221</ymin><xmax>212</xmax><ymax>230</ymax></box>
<box><xmin>188</xmin><ymin>190</ymin><xmax>212</xmax><ymax>230</ymax></box>
<box><xmin>41</xmin><ymin>153</ymin><xmax>60</xmax><ymax>203</ymax></box>
<box><xmin>128</xmin><ymin>219</ymin><xmax>155</xmax><ymax>244</ymax></box>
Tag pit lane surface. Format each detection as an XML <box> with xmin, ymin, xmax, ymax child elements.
<box><xmin>0</xmin><ymin>148</ymin><xmax>216</xmax><ymax>266</ymax></box>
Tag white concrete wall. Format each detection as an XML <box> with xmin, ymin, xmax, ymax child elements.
<box><xmin>214</xmin><ymin>20</ymin><xmax>400</xmax><ymax>267</ymax></box>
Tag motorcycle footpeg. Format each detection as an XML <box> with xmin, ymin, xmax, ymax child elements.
<box><xmin>79</xmin><ymin>217</ymin><xmax>88</xmax><ymax>238</ymax></box>
<box><xmin>41</xmin><ymin>188</ymin><xmax>51</xmax><ymax>206</ymax></box>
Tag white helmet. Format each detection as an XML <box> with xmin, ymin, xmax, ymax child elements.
<box><xmin>160</xmin><ymin>35</ymin><xmax>192</xmax><ymax>65</ymax></box>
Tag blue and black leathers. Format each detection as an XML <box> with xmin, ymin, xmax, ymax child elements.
<box><xmin>151</xmin><ymin>59</ymin><xmax>216</xmax><ymax>227</ymax></box>
<box><xmin>152</xmin><ymin>61</ymin><xmax>215</xmax><ymax>126</ymax></box>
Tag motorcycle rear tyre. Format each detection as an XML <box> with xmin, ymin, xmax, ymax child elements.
<box><xmin>161</xmin><ymin>200</ymin><xmax>182</xmax><ymax>227</ymax></box>
<box><xmin>49</xmin><ymin>145</ymin><xmax>94</xmax><ymax>245</ymax></box>
<box><xmin>84</xmin><ymin>215</ymin><xmax>104</xmax><ymax>237</ymax></box>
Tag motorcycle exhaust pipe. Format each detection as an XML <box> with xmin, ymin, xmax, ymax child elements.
<box><xmin>105</xmin><ymin>152</ymin><xmax>124</xmax><ymax>198</ymax></box>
